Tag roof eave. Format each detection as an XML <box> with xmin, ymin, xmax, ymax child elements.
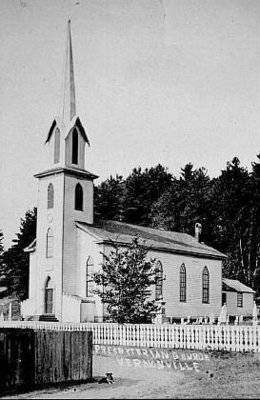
<box><xmin>95</xmin><ymin>238</ymin><xmax>226</xmax><ymax>260</ymax></box>
<box><xmin>76</xmin><ymin>221</ymin><xmax>102</xmax><ymax>240</ymax></box>
<box><xmin>34</xmin><ymin>167</ymin><xmax>98</xmax><ymax>180</ymax></box>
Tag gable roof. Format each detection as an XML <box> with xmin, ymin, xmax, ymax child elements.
<box><xmin>45</xmin><ymin>116</ymin><xmax>90</xmax><ymax>145</ymax></box>
<box><xmin>222</xmin><ymin>278</ymin><xmax>255</xmax><ymax>293</ymax></box>
<box><xmin>76</xmin><ymin>220</ymin><xmax>226</xmax><ymax>260</ymax></box>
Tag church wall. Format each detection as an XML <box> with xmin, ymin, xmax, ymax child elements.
<box><xmin>62</xmin><ymin>175</ymin><xmax>94</xmax><ymax>295</ymax></box>
<box><xmin>28</xmin><ymin>252</ymin><xmax>37</xmax><ymax>301</ymax></box>
<box><xmin>100</xmin><ymin>244</ymin><xmax>222</xmax><ymax>320</ymax></box>
<box><xmin>62</xmin><ymin>293</ymin><xmax>81</xmax><ymax>322</ymax></box>
<box><xmin>35</xmin><ymin>174</ymin><xmax>65</xmax><ymax>319</ymax></box>
<box><xmin>148</xmin><ymin>250</ymin><xmax>222</xmax><ymax>318</ymax></box>
<box><xmin>76</xmin><ymin>229</ymin><xmax>104</xmax><ymax>321</ymax></box>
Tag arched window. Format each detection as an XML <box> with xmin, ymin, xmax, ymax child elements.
<box><xmin>54</xmin><ymin>127</ymin><xmax>60</xmax><ymax>164</ymax></box>
<box><xmin>47</xmin><ymin>183</ymin><xmax>54</xmax><ymax>209</ymax></box>
<box><xmin>180</xmin><ymin>263</ymin><xmax>186</xmax><ymax>302</ymax></box>
<box><xmin>202</xmin><ymin>266</ymin><xmax>209</xmax><ymax>304</ymax></box>
<box><xmin>45</xmin><ymin>277</ymin><xmax>54</xmax><ymax>314</ymax></box>
<box><xmin>46</xmin><ymin>228</ymin><xmax>54</xmax><ymax>258</ymax></box>
<box><xmin>86</xmin><ymin>256</ymin><xmax>94</xmax><ymax>297</ymax></box>
<box><xmin>155</xmin><ymin>261</ymin><xmax>163</xmax><ymax>300</ymax></box>
<box><xmin>72</xmin><ymin>129</ymin><xmax>78</xmax><ymax>164</ymax></box>
<box><xmin>75</xmin><ymin>183</ymin><xmax>83</xmax><ymax>211</ymax></box>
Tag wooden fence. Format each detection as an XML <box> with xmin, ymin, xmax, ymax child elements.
<box><xmin>0</xmin><ymin>321</ymin><xmax>260</xmax><ymax>352</ymax></box>
<box><xmin>0</xmin><ymin>328</ymin><xmax>92</xmax><ymax>394</ymax></box>
<box><xmin>0</xmin><ymin>329</ymin><xmax>35</xmax><ymax>394</ymax></box>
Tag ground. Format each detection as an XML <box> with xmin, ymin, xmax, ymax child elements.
<box><xmin>2</xmin><ymin>349</ymin><xmax>260</xmax><ymax>399</ymax></box>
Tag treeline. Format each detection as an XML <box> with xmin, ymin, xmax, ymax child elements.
<box><xmin>1</xmin><ymin>156</ymin><xmax>260</xmax><ymax>301</ymax></box>
<box><xmin>94</xmin><ymin>157</ymin><xmax>260</xmax><ymax>301</ymax></box>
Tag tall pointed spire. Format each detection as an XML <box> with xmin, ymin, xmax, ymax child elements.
<box><xmin>62</xmin><ymin>20</ymin><xmax>76</xmax><ymax>125</ymax></box>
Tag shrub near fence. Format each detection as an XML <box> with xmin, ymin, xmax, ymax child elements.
<box><xmin>0</xmin><ymin>328</ymin><xmax>93</xmax><ymax>395</ymax></box>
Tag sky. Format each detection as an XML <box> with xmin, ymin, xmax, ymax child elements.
<box><xmin>0</xmin><ymin>0</ymin><xmax>260</xmax><ymax>249</ymax></box>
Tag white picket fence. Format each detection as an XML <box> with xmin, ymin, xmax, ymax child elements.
<box><xmin>1</xmin><ymin>320</ymin><xmax>260</xmax><ymax>352</ymax></box>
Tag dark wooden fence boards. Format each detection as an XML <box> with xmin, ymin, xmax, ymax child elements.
<box><xmin>0</xmin><ymin>328</ymin><xmax>92</xmax><ymax>395</ymax></box>
<box><xmin>34</xmin><ymin>330</ymin><xmax>92</xmax><ymax>385</ymax></box>
<box><xmin>0</xmin><ymin>329</ymin><xmax>35</xmax><ymax>393</ymax></box>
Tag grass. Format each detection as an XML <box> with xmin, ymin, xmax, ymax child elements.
<box><xmin>2</xmin><ymin>349</ymin><xmax>260</xmax><ymax>399</ymax></box>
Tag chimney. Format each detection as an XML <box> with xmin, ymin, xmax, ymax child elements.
<box><xmin>195</xmin><ymin>222</ymin><xmax>202</xmax><ymax>242</ymax></box>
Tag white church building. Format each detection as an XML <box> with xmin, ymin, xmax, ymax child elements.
<box><xmin>21</xmin><ymin>21</ymin><xmax>230</xmax><ymax>323</ymax></box>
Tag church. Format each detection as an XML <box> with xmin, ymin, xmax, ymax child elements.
<box><xmin>21</xmin><ymin>22</ymin><xmax>245</xmax><ymax>323</ymax></box>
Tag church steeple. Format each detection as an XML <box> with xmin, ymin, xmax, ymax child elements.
<box><xmin>62</xmin><ymin>20</ymin><xmax>76</xmax><ymax>125</ymax></box>
<box><xmin>44</xmin><ymin>20</ymin><xmax>91</xmax><ymax>173</ymax></box>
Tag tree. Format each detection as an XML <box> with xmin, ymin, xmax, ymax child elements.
<box><xmin>93</xmin><ymin>237</ymin><xmax>162</xmax><ymax>323</ymax></box>
<box><xmin>209</xmin><ymin>157</ymin><xmax>254</xmax><ymax>285</ymax></box>
<box><xmin>2</xmin><ymin>208</ymin><xmax>37</xmax><ymax>300</ymax></box>
<box><xmin>123</xmin><ymin>164</ymin><xmax>173</xmax><ymax>225</ymax></box>
<box><xmin>250</xmin><ymin>153</ymin><xmax>260</xmax><ymax>300</ymax></box>
<box><xmin>150</xmin><ymin>163</ymin><xmax>212</xmax><ymax>240</ymax></box>
<box><xmin>94</xmin><ymin>164</ymin><xmax>173</xmax><ymax>226</ymax></box>
<box><xmin>0</xmin><ymin>230</ymin><xmax>8</xmax><ymax>297</ymax></box>
<box><xmin>94</xmin><ymin>174</ymin><xmax>125</xmax><ymax>221</ymax></box>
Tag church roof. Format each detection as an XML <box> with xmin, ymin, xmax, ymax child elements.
<box><xmin>76</xmin><ymin>220</ymin><xmax>226</xmax><ymax>260</ymax></box>
<box><xmin>222</xmin><ymin>278</ymin><xmax>255</xmax><ymax>293</ymax></box>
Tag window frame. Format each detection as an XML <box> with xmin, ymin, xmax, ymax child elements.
<box><xmin>155</xmin><ymin>261</ymin><xmax>163</xmax><ymax>301</ymax></box>
<box><xmin>75</xmin><ymin>183</ymin><xmax>83</xmax><ymax>211</ymax></box>
<box><xmin>237</xmin><ymin>292</ymin><xmax>243</xmax><ymax>308</ymax></box>
<box><xmin>180</xmin><ymin>263</ymin><xmax>186</xmax><ymax>302</ymax></box>
<box><xmin>72</xmin><ymin>128</ymin><xmax>78</xmax><ymax>165</ymax></box>
<box><xmin>86</xmin><ymin>257</ymin><xmax>94</xmax><ymax>297</ymax></box>
<box><xmin>54</xmin><ymin>127</ymin><xmax>60</xmax><ymax>164</ymax></box>
<box><xmin>46</xmin><ymin>228</ymin><xmax>54</xmax><ymax>258</ymax></box>
<box><xmin>47</xmin><ymin>183</ymin><xmax>54</xmax><ymax>209</ymax></box>
<box><xmin>202</xmin><ymin>266</ymin><xmax>209</xmax><ymax>304</ymax></box>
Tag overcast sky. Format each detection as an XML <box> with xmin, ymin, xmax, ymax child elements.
<box><xmin>1</xmin><ymin>0</ymin><xmax>260</xmax><ymax>249</ymax></box>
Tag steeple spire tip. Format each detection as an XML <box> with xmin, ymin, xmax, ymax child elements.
<box><xmin>62</xmin><ymin>19</ymin><xmax>76</xmax><ymax>125</ymax></box>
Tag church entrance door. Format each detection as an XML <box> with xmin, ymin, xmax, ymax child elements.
<box><xmin>44</xmin><ymin>277</ymin><xmax>54</xmax><ymax>314</ymax></box>
<box><xmin>45</xmin><ymin>289</ymin><xmax>53</xmax><ymax>314</ymax></box>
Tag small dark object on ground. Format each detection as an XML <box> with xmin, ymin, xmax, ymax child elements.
<box><xmin>99</xmin><ymin>373</ymin><xmax>115</xmax><ymax>384</ymax></box>
<box><xmin>206</xmin><ymin>370</ymin><xmax>214</xmax><ymax>378</ymax></box>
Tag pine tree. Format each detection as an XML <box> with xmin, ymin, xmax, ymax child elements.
<box><xmin>93</xmin><ymin>237</ymin><xmax>162</xmax><ymax>323</ymax></box>
<box><xmin>0</xmin><ymin>230</ymin><xmax>7</xmax><ymax>297</ymax></box>
<box><xmin>94</xmin><ymin>174</ymin><xmax>125</xmax><ymax>221</ymax></box>
<box><xmin>123</xmin><ymin>164</ymin><xmax>173</xmax><ymax>225</ymax></box>
<box><xmin>209</xmin><ymin>157</ymin><xmax>254</xmax><ymax>285</ymax></box>
<box><xmin>2</xmin><ymin>208</ymin><xmax>37</xmax><ymax>300</ymax></box>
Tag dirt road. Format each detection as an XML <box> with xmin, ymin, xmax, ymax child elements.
<box><xmin>3</xmin><ymin>350</ymin><xmax>260</xmax><ymax>398</ymax></box>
